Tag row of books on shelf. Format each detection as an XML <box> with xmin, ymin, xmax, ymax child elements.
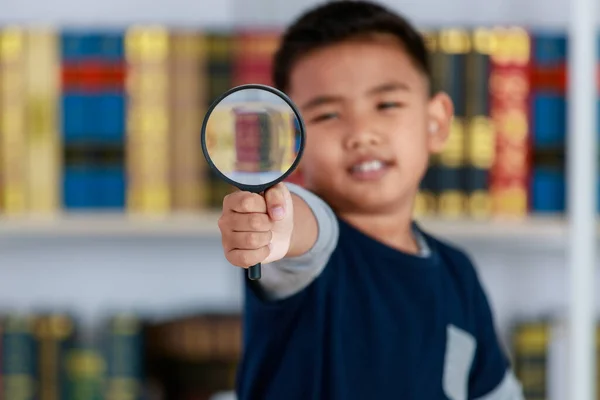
<box><xmin>511</xmin><ymin>318</ymin><xmax>600</xmax><ymax>400</ymax></box>
<box><xmin>0</xmin><ymin>26</ymin><xmax>599</xmax><ymax>220</ymax></box>
<box><xmin>0</xmin><ymin>311</ymin><xmax>241</xmax><ymax>400</ymax></box>
<box><xmin>0</xmin><ymin>309</ymin><xmax>597</xmax><ymax>400</ymax></box>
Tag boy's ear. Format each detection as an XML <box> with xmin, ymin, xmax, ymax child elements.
<box><xmin>426</xmin><ymin>92</ymin><xmax>454</xmax><ymax>153</ymax></box>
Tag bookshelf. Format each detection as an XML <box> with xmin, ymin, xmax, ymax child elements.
<box><xmin>0</xmin><ymin>0</ymin><xmax>599</xmax><ymax>398</ymax></box>
<box><xmin>0</xmin><ymin>213</ymin><xmax>577</xmax><ymax>253</ymax></box>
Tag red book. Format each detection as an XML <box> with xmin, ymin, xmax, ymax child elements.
<box><xmin>232</xmin><ymin>30</ymin><xmax>281</xmax><ymax>86</ymax></box>
<box><xmin>488</xmin><ymin>27</ymin><xmax>532</xmax><ymax>218</ymax></box>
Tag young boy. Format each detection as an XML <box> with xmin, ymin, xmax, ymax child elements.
<box><xmin>217</xmin><ymin>1</ymin><xmax>524</xmax><ymax>399</ymax></box>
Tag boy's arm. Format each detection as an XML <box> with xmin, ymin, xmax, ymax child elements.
<box><xmin>258</xmin><ymin>183</ymin><xmax>339</xmax><ymax>300</ymax></box>
<box><xmin>469</xmin><ymin>271</ymin><xmax>524</xmax><ymax>400</ymax></box>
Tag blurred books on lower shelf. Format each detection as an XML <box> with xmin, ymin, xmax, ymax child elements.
<box><xmin>0</xmin><ymin>311</ymin><xmax>242</xmax><ymax>400</ymax></box>
<box><xmin>0</xmin><ymin>310</ymin><xmax>598</xmax><ymax>400</ymax></box>
<box><xmin>0</xmin><ymin>26</ymin><xmax>598</xmax><ymax>221</ymax></box>
<box><xmin>510</xmin><ymin>318</ymin><xmax>600</xmax><ymax>400</ymax></box>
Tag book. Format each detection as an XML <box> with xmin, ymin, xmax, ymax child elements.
<box><xmin>488</xmin><ymin>27</ymin><xmax>532</xmax><ymax>218</ymax></box>
<box><xmin>530</xmin><ymin>31</ymin><xmax>566</xmax><ymax>213</ymax></box>
<box><xmin>125</xmin><ymin>26</ymin><xmax>171</xmax><ymax>214</ymax></box>
<box><xmin>24</xmin><ymin>28</ymin><xmax>61</xmax><ymax>215</ymax></box>
<box><xmin>34</xmin><ymin>314</ymin><xmax>77</xmax><ymax>400</ymax></box>
<box><xmin>61</xmin><ymin>31</ymin><xmax>127</xmax><ymax>211</ymax></box>
<box><xmin>0</xmin><ymin>27</ymin><xmax>28</xmax><ymax>215</ymax></box>
<box><xmin>512</xmin><ymin>321</ymin><xmax>549</xmax><ymax>400</ymax></box>
<box><xmin>206</xmin><ymin>32</ymin><xmax>235</xmax><ymax>208</ymax></box>
<box><xmin>464</xmin><ymin>28</ymin><xmax>495</xmax><ymax>219</ymax></box>
<box><xmin>104</xmin><ymin>314</ymin><xmax>145</xmax><ymax>400</ymax></box>
<box><xmin>2</xmin><ymin>315</ymin><xmax>38</xmax><ymax>400</ymax></box>
<box><xmin>232</xmin><ymin>30</ymin><xmax>280</xmax><ymax>87</ymax></box>
<box><xmin>64</xmin><ymin>347</ymin><xmax>105</xmax><ymax>400</ymax></box>
<box><xmin>414</xmin><ymin>29</ymin><xmax>440</xmax><ymax>217</ymax></box>
<box><xmin>435</xmin><ymin>28</ymin><xmax>470</xmax><ymax>219</ymax></box>
<box><xmin>169</xmin><ymin>31</ymin><xmax>209</xmax><ymax>211</ymax></box>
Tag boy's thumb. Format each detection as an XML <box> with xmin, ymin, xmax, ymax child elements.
<box><xmin>265</xmin><ymin>183</ymin><xmax>288</xmax><ymax>221</ymax></box>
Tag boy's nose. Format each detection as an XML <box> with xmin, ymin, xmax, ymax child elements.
<box><xmin>344</xmin><ymin>129</ymin><xmax>382</xmax><ymax>150</ymax></box>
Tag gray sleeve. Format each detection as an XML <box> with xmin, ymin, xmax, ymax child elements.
<box><xmin>258</xmin><ymin>182</ymin><xmax>339</xmax><ymax>300</ymax></box>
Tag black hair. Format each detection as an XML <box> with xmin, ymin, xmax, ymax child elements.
<box><xmin>272</xmin><ymin>0</ymin><xmax>431</xmax><ymax>93</ymax></box>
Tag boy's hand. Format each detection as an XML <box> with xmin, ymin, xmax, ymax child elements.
<box><xmin>218</xmin><ymin>183</ymin><xmax>294</xmax><ymax>268</ymax></box>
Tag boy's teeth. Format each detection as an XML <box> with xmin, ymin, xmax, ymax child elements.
<box><xmin>353</xmin><ymin>160</ymin><xmax>383</xmax><ymax>172</ymax></box>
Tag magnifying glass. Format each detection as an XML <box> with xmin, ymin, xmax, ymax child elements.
<box><xmin>201</xmin><ymin>84</ymin><xmax>306</xmax><ymax>281</ymax></box>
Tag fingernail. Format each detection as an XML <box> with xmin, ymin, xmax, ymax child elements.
<box><xmin>271</xmin><ymin>206</ymin><xmax>285</xmax><ymax>219</ymax></box>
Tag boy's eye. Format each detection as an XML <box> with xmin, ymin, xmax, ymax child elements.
<box><xmin>377</xmin><ymin>102</ymin><xmax>403</xmax><ymax>110</ymax></box>
<box><xmin>311</xmin><ymin>112</ymin><xmax>338</xmax><ymax>123</ymax></box>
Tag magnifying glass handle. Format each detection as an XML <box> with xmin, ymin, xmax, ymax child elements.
<box><xmin>248</xmin><ymin>263</ymin><xmax>261</xmax><ymax>280</ymax></box>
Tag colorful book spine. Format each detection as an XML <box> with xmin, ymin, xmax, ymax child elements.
<box><xmin>125</xmin><ymin>26</ymin><xmax>171</xmax><ymax>214</ymax></box>
<box><xmin>61</xmin><ymin>31</ymin><xmax>127</xmax><ymax>210</ymax></box>
<box><xmin>24</xmin><ymin>29</ymin><xmax>61</xmax><ymax>215</ymax></box>
<box><xmin>488</xmin><ymin>27</ymin><xmax>532</xmax><ymax>218</ymax></box>
<box><xmin>206</xmin><ymin>32</ymin><xmax>235</xmax><ymax>208</ymax></box>
<box><xmin>512</xmin><ymin>321</ymin><xmax>549</xmax><ymax>400</ymax></box>
<box><xmin>104</xmin><ymin>314</ymin><xmax>144</xmax><ymax>400</ymax></box>
<box><xmin>414</xmin><ymin>30</ymin><xmax>440</xmax><ymax>217</ymax></box>
<box><xmin>96</xmin><ymin>32</ymin><xmax>127</xmax><ymax>210</ymax></box>
<box><xmin>61</xmin><ymin>31</ymin><xmax>92</xmax><ymax>210</ymax></box>
<box><xmin>34</xmin><ymin>314</ymin><xmax>76</xmax><ymax>400</ymax></box>
<box><xmin>0</xmin><ymin>27</ymin><xmax>28</xmax><ymax>215</ymax></box>
<box><xmin>530</xmin><ymin>32</ymin><xmax>567</xmax><ymax>213</ymax></box>
<box><xmin>436</xmin><ymin>28</ymin><xmax>469</xmax><ymax>219</ymax></box>
<box><xmin>206</xmin><ymin>32</ymin><xmax>234</xmax><ymax>103</ymax></box>
<box><xmin>2</xmin><ymin>315</ymin><xmax>38</xmax><ymax>400</ymax></box>
<box><xmin>464</xmin><ymin>28</ymin><xmax>495</xmax><ymax>219</ymax></box>
<box><xmin>169</xmin><ymin>31</ymin><xmax>209</xmax><ymax>211</ymax></box>
<box><xmin>232</xmin><ymin>30</ymin><xmax>280</xmax><ymax>86</ymax></box>
<box><xmin>64</xmin><ymin>347</ymin><xmax>105</xmax><ymax>400</ymax></box>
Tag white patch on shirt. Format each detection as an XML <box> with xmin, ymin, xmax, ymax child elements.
<box><xmin>443</xmin><ymin>324</ymin><xmax>477</xmax><ymax>400</ymax></box>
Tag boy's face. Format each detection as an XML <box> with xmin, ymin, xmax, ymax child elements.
<box><xmin>287</xmin><ymin>34</ymin><xmax>453</xmax><ymax>215</ymax></box>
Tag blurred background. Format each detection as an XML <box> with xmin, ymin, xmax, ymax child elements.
<box><xmin>0</xmin><ymin>0</ymin><xmax>597</xmax><ymax>399</ymax></box>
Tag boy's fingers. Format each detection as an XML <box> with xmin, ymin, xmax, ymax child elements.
<box><xmin>265</xmin><ymin>183</ymin><xmax>287</xmax><ymax>221</ymax></box>
<box><xmin>226</xmin><ymin>246</ymin><xmax>271</xmax><ymax>268</ymax></box>
<box><xmin>226</xmin><ymin>231</ymin><xmax>273</xmax><ymax>250</ymax></box>
<box><xmin>224</xmin><ymin>191</ymin><xmax>267</xmax><ymax>214</ymax></box>
<box><xmin>222</xmin><ymin>212</ymin><xmax>272</xmax><ymax>232</ymax></box>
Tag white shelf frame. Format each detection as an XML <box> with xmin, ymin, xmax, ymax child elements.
<box><xmin>567</xmin><ymin>0</ymin><xmax>598</xmax><ymax>396</ymax></box>
<box><xmin>0</xmin><ymin>213</ymin><xmax>574</xmax><ymax>238</ymax></box>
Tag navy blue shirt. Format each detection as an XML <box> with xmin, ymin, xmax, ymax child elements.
<box><xmin>236</xmin><ymin>213</ymin><xmax>520</xmax><ymax>400</ymax></box>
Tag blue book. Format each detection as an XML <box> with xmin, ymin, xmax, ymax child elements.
<box><xmin>103</xmin><ymin>315</ymin><xmax>145</xmax><ymax>400</ymax></box>
<box><xmin>532</xmin><ymin>31</ymin><xmax>567</xmax><ymax>67</ymax></box>
<box><xmin>98</xmin><ymin>165</ymin><xmax>126</xmax><ymax>209</ymax></box>
<box><xmin>97</xmin><ymin>92</ymin><xmax>126</xmax><ymax>144</ymax></box>
<box><xmin>61</xmin><ymin>31</ymin><xmax>95</xmax><ymax>61</ymax></box>
<box><xmin>531</xmin><ymin>166</ymin><xmax>565</xmax><ymax>212</ymax></box>
<box><xmin>63</xmin><ymin>165</ymin><xmax>94</xmax><ymax>209</ymax></box>
<box><xmin>99</xmin><ymin>31</ymin><xmax>125</xmax><ymax>61</ymax></box>
<box><xmin>2</xmin><ymin>316</ymin><xmax>38</xmax><ymax>400</ymax></box>
<box><xmin>62</xmin><ymin>92</ymin><xmax>87</xmax><ymax>143</ymax></box>
<box><xmin>532</xmin><ymin>93</ymin><xmax>566</xmax><ymax>149</ymax></box>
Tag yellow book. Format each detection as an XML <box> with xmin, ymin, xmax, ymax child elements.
<box><xmin>24</xmin><ymin>28</ymin><xmax>61</xmax><ymax>216</ymax></box>
<box><xmin>169</xmin><ymin>31</ymin><xmax>207</xmax><ymax>211</ymax></box>
<box><xmin>0</xmin><ymin>27</ymin><xmax>28</xmax><ymax>216</ymax></box>
<box><xmin>125</xmin><ymin>26</ymin><xmax>171</xmax><ymax>215</ymax></box>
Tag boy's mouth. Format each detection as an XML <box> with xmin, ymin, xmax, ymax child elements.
<box><xmin>348</xmin><ymin>158</ymin><xmax>394</xmax><ymax>180</ymax></box>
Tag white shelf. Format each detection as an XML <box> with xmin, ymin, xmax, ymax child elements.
<box><xmin>0</xmin><ymin>212</ymin><xmax>222</xmax><ymax>237</ymax></box>
<box><xmin>0</xmin><ymin>212</ymin><xmax>569</xmax><ymax>239</ymax></box>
